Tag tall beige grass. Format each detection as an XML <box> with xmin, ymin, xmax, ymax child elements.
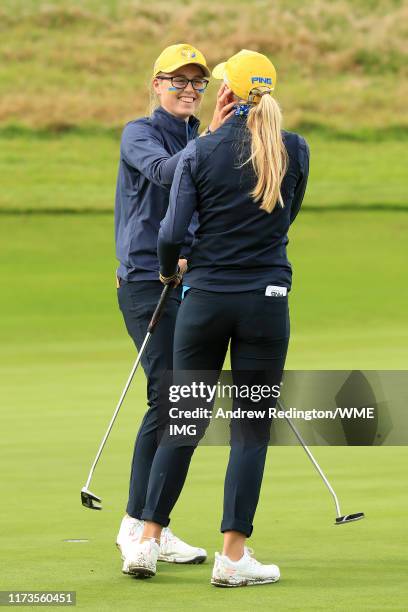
<box><xmin>1</xmin><ymin>0</ymin><xmax>407</xmax><ymax>129</ymax></box>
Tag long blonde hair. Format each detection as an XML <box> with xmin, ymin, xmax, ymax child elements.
<box><xmin>245</xmin><ymin>92</ymin><xmax>288</xmax><ymax>213</ymax></box>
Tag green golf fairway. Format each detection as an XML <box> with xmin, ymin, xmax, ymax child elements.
<box><xmin>1</xmin><ymin>212</ymin><xmax>407</xmax><ymax>610</ymax></box>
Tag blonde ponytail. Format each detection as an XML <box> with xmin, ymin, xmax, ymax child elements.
<box><xmin>245</xmin><ymin>93</ymin><xmax>288</xmax><ymax>213</ymax></box>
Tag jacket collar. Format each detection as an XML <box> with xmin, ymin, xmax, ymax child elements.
<box><xmin>227</xmin><ymin>114</ymin><xmax>248</xmax><ymax>128</ymax></box>
<box><xmin>152</xmin><ymin>106</ymin><xmax>200</xmax><ymax>139</ymax></box>
<box><xmin>215</xmin><ymin>114</ymin><xmax>250</xmax><ymax>137</ymax></box>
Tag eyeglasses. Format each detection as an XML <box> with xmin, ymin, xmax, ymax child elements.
<box><xmin>156</xmin><ymin>76</ymin><xmax>209</xmax><ymax>91</ymax></box>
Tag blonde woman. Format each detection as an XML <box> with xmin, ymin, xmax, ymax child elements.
<box><xmin>136</xmin><ymin>50</ymin><xmax>309</xmax><ymax>587</ymax></box>
<box><xmin>114</xmin><ymin>43</ymin><xmax>234</xmax><ymax>575</ymax></box>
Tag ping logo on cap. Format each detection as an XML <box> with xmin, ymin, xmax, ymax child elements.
<box><xmin>251</xmin><ymin>76</ymin><xmax>273</xmax><ymax>85</ymax></box>
<box><xmin>181</xmin><ymin>49</ymin><xmax>197</xmax><ymax>59</ymax></box>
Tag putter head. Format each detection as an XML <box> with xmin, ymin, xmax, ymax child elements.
<box><xmin>335</xmin><ymin>512</ymin><xmax>364</xmax><ymax>525</ymax></box>
<box><xmin>81</xmin><ymin>487</ymin><xmax>102</xmax><ymax>510</ymax></box>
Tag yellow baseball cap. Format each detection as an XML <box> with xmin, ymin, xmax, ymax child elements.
<box><xmin>153</xmin><ymin>44</ymin><xmax>210</xmax><ymax>78</ymax></box>
<box><xmin>212</xmin><ymin>49</ymin><xmax>277</xmax><ymax>102</ymax></box>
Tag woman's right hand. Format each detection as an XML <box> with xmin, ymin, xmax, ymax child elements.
<box><xmin>159</xmin><ymin>264</ymin><xmax>183</xmax><ymax>287</ymax></box>
<box><xmin>208</xmin><ymin>83</ymin><xmax>236</xmax><ymax>133</ymax></box>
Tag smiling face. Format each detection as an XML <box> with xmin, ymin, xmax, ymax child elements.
<box><xmin>152</xmin><ymin>64</ymin><xmax>206</xmax><ymax>120</ymax></box>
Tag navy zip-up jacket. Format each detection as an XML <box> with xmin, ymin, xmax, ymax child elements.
<box><xmin>158</xmin><ymin>115</ymin><xmax>309</xmax><ymax>292</ymax></box>
<box><xmin>115</xmin><ymin>106</ymin><xmax>200</xmax><ymax>281</ymax></box>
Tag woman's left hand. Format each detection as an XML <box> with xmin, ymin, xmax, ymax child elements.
<box><xmin>208</xmin><ymin>84</ymin><xmax>236</xmax><ymax>133</ymax></box>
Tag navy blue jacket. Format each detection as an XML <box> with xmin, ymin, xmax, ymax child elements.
<box><xmin>115</xmin><ymin>106</ymin><xmax>200</xmax><ymax>281</ymax></box>
<box><xmin>158</xmin><ymin>115</ymin><xmax>309</xmax><ymax>292</ymax></box>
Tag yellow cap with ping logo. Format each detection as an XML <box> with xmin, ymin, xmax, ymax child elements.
<box><xmin>153</xmin><ymin>44</ymin><xmax>210</xmax><ymax>78</ymax></box>
<box><xmin>212</xmin><ymin>49</ymin><xmax>277</xmax><ymax>103</ymax></box>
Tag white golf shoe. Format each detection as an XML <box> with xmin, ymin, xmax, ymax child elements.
<box><xmin>116</xmin><ymin>516</ymin><xmax>207</xmax><ymax>570</ymax></box>
<box><xmin>211</xmin><ymin>547</ymin><xmax>280</xmax><ymax>587</ymax></box>
<box><xmin>116</xmin><ymin>516</ymin><xmax>144</xmax><ymax>562</ymax></box>
<box><xmin>158</xmin><ymin>526</ymin><xmax>207</xmax><ymax>564</ymax></box>
<box><xmin>122</xmin><ymin>537</ymin><xmax>160</xmax><ymax>577</ymax></box>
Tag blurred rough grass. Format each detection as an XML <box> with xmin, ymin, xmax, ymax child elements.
<box><xmin>0</xmin><ymin>0</ymin><xmax>407</xmax><ymax>131</ymax></box>
<box><xmin>1</xmin><ymin>132</ymin><xmax>406</xmax><ymax>212</ymax></box>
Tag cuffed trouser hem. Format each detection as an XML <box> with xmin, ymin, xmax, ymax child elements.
<box><xmin>221</xmin><ymin>519</ymin><xmax>253</xmax><ymax>538</ymax></box>
<box><xmin>125</xmin><ymin>504</ymin><xmax>143</xmax><ymax>521</ymax></box>
<box><xmin>140</xmin><ymin>509</ymin><xmax>170</xmax><ymax>527</ymax></box>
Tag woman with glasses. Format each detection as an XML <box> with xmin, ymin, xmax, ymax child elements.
<box><xmin>130</xmin><ymin>50</ymin><xmax>310</xmax><ymax>586</ymax></box>
<box><xmin>114</xmin><ymin>43</ymin><xmax>234</xmax><ymax>576</ymax></box>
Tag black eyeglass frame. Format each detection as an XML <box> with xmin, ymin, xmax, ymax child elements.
<box><xmin>156</xmin><ymin>76</ymin><xmax>209</xmax><ymax>91</ymax></box>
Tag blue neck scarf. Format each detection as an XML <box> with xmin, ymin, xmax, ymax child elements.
<box><xmin>234</xmin><ymin>104</ymin><xmax>251</xmax><ymax>117</ymax></box>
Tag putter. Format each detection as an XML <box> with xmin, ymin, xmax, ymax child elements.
<box><xmin>81</xmin><ymin>283</ymin><xmax>172</xmax><ymax>510</ymax></box>
<box><xmin>279</xmin><ymin>401</ymin><xmax>365</xmax><ymax>525</ymax></box>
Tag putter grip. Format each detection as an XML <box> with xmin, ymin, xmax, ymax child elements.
<box><xmin>147</xmin><ymin>284</ymin><xmax>172</xmax><ymax>333</ymax></box>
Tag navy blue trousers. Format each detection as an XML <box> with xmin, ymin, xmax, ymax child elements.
<box><xmin>117</xmin><ymin>280</ymin><xmax>182</xmax><ymax>520</ymax></box>
<box><xmin>140</xmin><ymin>288</ymin><xmax>290</xmax><ymax>537</ymax></box>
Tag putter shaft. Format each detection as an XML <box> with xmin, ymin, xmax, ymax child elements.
<box><xmin>81</xmin><ymin>284</ymin><xmax>172</xmax><ymax>509</ymax></box>
<box><xmin>84</xmin><ymin>332</ymin><xmax>151</xmax><ymax>492</ymax></box>
<box><xmin>279</xmin><ymin>400</ymin><xmax>342</xmax><ymax>518</ymax></box>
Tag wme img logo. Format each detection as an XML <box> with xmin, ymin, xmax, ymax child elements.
<box><xmin>251</xmin><ymin>76</ymin><xmax>272</xmax><ymax>84</ymax></box>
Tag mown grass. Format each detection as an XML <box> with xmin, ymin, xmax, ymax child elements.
<box><xmin>0</xmin><ymin>133</ymin><xmax>406</xmax><ymax>212</ymax></box>
<box><xmin>1</xmin><ymin>4</ymin><xmax>406</xmax><ymax>607</ymax></box>
<box><xmin>0</xmin><ymin>213</ymin><xmax>407</xmax><ymax>610</ymax></box>
<box><xmin>1</xmin><ymin>0</ymin><xmax>407</xmax><ymax>130</ymax></box>
<box><xmin>1</xmin><ymin>212</ymin><xmax>406</xmax><ymax>366</ymax></box>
